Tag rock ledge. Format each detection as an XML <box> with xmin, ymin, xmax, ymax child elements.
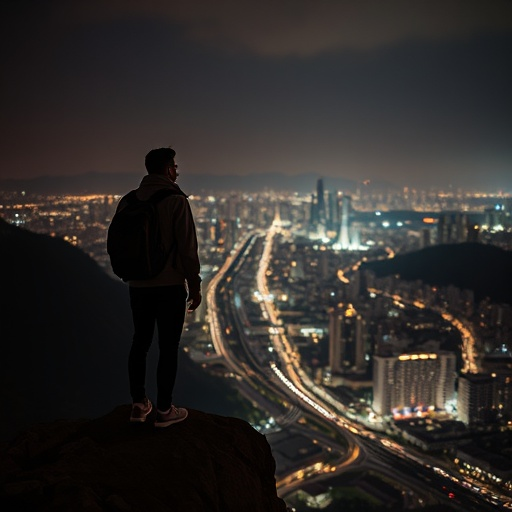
<box><xmin>1</xmin><ymin>406</ymin><xmax>287</xmax><ymax>512</ymax></box>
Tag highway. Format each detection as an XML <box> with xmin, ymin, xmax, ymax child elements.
<box><xmin>206</xmin><ymin>224</ymin><xmax>509</xmax><ymax>510</ymax></box>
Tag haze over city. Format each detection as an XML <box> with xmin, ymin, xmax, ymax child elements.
<box><xmin>1</xmin><ymin>0</ymin><xmax>511</xmax><ymax>190</ymax></box>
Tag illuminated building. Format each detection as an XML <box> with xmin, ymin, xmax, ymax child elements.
<box><xmin>484</xmin><ymin>203</ymin><xmax>510</xmax><ymax>230</ymax></box>
<box><xmin>337</xmin><ymin>195</ymin><xmax>351</xmax><ymax>250</ymax></box>
<box><xmin>372</xmin><ymin>355</ymin><xmax>396</xmax><ymax>416</ymax></box>
<box><xmin>316</xmin><ymin>178</ymin><xmax>326</xmax><ymax>224</ymax></box>
<box><xmin>481</xmin><ymin>350</ymin><xmax>512</xmax><ymax>419</ymax></box>
<box><xmin>327</xmin><ymin>190</ymin><xmax>338</xmax><ymax>231</ymax></box>
<box><xmin>328</xmin><ymin>303</ymin><xmax>366</xmax><ymax>374</ymax></box>
<box><xmin>332</xmin><ymin>195</ymin><xmax>365</xmax><ymax>251</ymax></box>
<box><xmin>457</xmin><ymin>373</ymin><xmax>496</xmax><ymax>425</ymax></box>
<box><xmin>309</xmin><ymin>193</ymin><xmax>316</xmax><ymax>225</ymax></box>
<box><xmin>437</xmin><ymin>351</ymin><xmax>458</xmax><ymax>408</ymax></box>
<box><xmin>372</xmin><ymin>351</ymin><xmax>457</xmax><ymax>417</ymax></box>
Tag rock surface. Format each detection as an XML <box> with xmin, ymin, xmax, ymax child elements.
<box><xmin>1</xmin><ymin>406</ymin><xmax>288</xmax><ymax>512</ymax></box>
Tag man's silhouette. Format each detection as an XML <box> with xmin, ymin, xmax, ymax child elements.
<box><xmin>116</xmin><ymin>147</ymin><xmax>201</xmax><ymax>427</ymax></box>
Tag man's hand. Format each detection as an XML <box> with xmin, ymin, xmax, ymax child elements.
<box><xmin>187</xmin><ymin>291</ymin><xmax>202</xmax><ymax>312</ymax></box>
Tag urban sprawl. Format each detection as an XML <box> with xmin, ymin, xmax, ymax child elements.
<box><xmin>2</xmin><ymin>181</ymin><xmax>512</xmax><ymax>509</ymax></box>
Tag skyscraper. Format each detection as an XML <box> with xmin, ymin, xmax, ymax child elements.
<box><xmin>309</xmin><ymin>179</ymin><xmax>328</xmax><ymax>239</ymax></box>
<box><xmin>458</xmin><ymin>373</ymin><xmax>496</xmax><ymax>425</ymax></box>
<box><xmin>316</xmin><ymin>178</ymin><xmax>326</xmax><ymax>224</ymax></box>
<box><xmin>327</xmin><ymin>191</ymin><xmax>337</xmax><ymax>231</ymax></box>
<box><xmin>309</xmin><ymin>193</ymin><xmax>317</xmax><ymax>225</ymax></box>
<box><xmin>337</xmin><ymin>195</ymin><xmax>352</xmax><ymax>249</ymax></box>
<box><xmin>373</xmin><ymin>355</ymin><xmax>396</xmax><ymax>416</ymax></box>
<box><xmin>329</xmin><ymin>303</ymin><xmax>366</xmax><ymax>374</ymax></box>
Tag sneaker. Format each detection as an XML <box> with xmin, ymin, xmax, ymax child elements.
<box><xmin>130</xmin><ymin>398</ymin><xmax>153</xmax><ymax>423</ymax></box>
<box><xmin>154</xmin><ymin>405</ymin><xmax>188</xmax><ymax>428</ymax></box>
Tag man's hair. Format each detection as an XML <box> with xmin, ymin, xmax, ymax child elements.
<box><xmin>145</xmin><ymin>147</ymin><xmax>176</xmax><ymax>174</ymax></box>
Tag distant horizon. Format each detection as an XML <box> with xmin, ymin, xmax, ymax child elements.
<box><xmin>0</xmin><ymin>169</ymin><xmax>510</xmax><ymax>195</ymax></box>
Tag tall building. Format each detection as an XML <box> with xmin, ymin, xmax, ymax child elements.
<box><xmin>373</xmin><ymin>355</ymin><xmax>396</xmax><ymax>416</ymax></box>
<box><xmin>327</xmin><ymin>191</ymin><xmax>337</xmax><ymax>231</ymax></box>
<box><xmin>481</xmin><ymin>352</ymin><xmax>512</xmax><ymax>418</ymax></box>
<box><xmin>458</xmin><ymin>373</ymin><xmax>496</xmax><ymax>425</ymax></box>
<box><xmin>455</xmin><ymin>213</ymin><xmax>468</xmax><ymax>243</ymax></box>
<box><xmin>484</xmin><ymin>204</ymin><xmax>508</xmax><ymax>230</ymax></box>
<box><xmin>329</xmin><ymin>303</ymin><xmax>366</xmax><ymax>374</ymax></box>
<box><xmin>393</xmin><ymin>354</ymin><xmax>438</xmax><ymax>412</ymax></box>
<box><xmin>494</xmin><ymin>373</ymin><xmax>512</xmax><ymax>419</ymax></box>
<box><xmin>372</xmin><ymin>351</ymin><xmax>457</xmax><ymax>417</ymax></box>
<box><xmin>437</xmin><ymin>213</ymin><xmax>470</xmax><ymax>244</ymax></box>
<box><xmin>437</xmin><ymin>352</ymin><xmax>457</xmax><ymax>408</ymax></box>
<box><xmin>316</xmin><ymin>178</ymin><xmax>326</xmax><ymax>224</ymax></box>
<box><xmin>420</xmin><ymin>228</ymin><xmax>431</xmax><ymax>249</ymax></box>
<box><xmin>337</xmin><ymin>195</ymin><xmax>352</xmax><ymax>249</ymax></box>
<box><xmin>309</xmin><ymin>179</ymin><xmax>328</xmax><ymax>238</ymax></box>
<box><xmin>309</xmin><ymin>193</ymin><xmax>317</xmax><ymax>224</ymax></box>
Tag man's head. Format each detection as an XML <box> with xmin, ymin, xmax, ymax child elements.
<box><xmin>145</xmin><ymin>147</ymin><xmax>178</xmax><ymax>182</ymax></box>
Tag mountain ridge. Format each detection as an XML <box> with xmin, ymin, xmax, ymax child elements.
<box><xmin>361</xmin><ymin>242</ymin><xmax>512</xmax><ymax>304</ymax></box>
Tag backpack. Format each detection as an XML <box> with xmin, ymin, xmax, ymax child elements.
<box><xmin>107</xmin><ymin>188</ymin><xmax>183</xmax><ymax>281</ymax></box>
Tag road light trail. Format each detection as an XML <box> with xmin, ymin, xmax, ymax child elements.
<box><xmin>255</xmin><ymin>223</ymin><xmax>359</xmax><ymax>423</ymax></box>
<box><xmin>270</xmin><ymin>362</ymin><xmax>336</xmax><ymax>421</ymax></box>
<box><xmin>254</xmin><ymin>224</ymin><xmax>509</xmax><ymax>510</ymax></box>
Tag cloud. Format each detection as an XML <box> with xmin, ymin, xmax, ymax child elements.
<box><xmin>61</xmin><ymin>0</ymin><xmax>512</xmax><ymax>56</ymax></box>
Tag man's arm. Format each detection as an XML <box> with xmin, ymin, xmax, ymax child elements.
<box><xmin>173</xmin><ymin>197</ymin><xmax>202</xmax><ymax>311</ymax></box>
<box><xmin>187</xmin><ymin>291</ymin><xmax>202</xmax><ymax>312</ymax></box>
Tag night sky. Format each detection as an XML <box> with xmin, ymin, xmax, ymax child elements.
<box><xmin>2</xmin><ymin>0</ymin><xmax>512</xmax><ymax>190</ymax></box>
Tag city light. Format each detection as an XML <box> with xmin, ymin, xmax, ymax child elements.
<box><xmin>2</xmin><ymin>180</ymin><xmax>511</xmax><ymax>510</ymax></box>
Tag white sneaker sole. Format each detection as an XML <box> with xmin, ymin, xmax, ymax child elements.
<box><xmin>130</xmin><ymin>403</ymin><xmax>152</xmax><ymax>422</ymax></box>
<box><xmin>130</xmin><ymin>416</ymin><xmax>149</xmax><ymax>423</ymax></box>
<box><xmin>154</xmin><ymin>410</ymin><xmax>188</xmax><ymax>428</ymax></box>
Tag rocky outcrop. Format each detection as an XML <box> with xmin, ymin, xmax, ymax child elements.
<box><xmin>1</xmin><ymin>406</ymin><xmax>288</xmax><ymax>512</ymax></box>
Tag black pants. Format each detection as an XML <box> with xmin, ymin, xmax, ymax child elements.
<box><xmin>128</xmin><ymin>285</ymin><xmax>187</xmax><ymax>411</ymax></box>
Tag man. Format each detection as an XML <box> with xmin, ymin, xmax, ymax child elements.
<box><xmin>121</xmin><ymin>147</ymin><xmax>201</xmax><ymax>427</ymax></box>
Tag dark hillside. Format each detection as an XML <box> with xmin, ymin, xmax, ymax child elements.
<box><xmin>361</xmin><ymin>242</ymin><xmax>512</xmax><ymax>304</ymax></box>
<box><xmin>0</xmin><ymin>218</ymin><xmax>238</xmax><ymax>441</ymax></box>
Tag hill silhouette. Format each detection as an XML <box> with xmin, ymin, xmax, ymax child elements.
<box><xmin>361</xmin><ymin>242</ymin><xmax>512</xmax><ymax>304</ymax></box>
<box><xmin>0</xmin><ymin>218</ymin><xmax>240</xmax><ymax>441</ymax></box>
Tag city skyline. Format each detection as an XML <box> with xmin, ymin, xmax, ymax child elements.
<box><xmin>1</xmin><ymin>181</ymin><xmax>512</xmax><ymax>509</ymax></box>
<box><xmin>1</xmin><ymin>1</ymin><xmax>511</xmax><ymax>190</ymax></box>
